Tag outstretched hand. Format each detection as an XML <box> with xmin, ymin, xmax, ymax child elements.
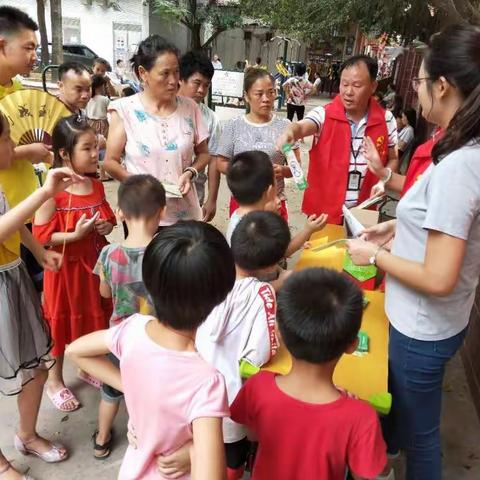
<box><xmin>42</xmin><ymin>168</ymin><xmax>84</xmax><ymax>197</ymax></box>
<box><xmin>361</xmin><ymin>137</ymin><xmax>386</xmax><ymax>179</ymax></box>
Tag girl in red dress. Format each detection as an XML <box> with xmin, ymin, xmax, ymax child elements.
<box><xmin>34</xmin><ymin>115</ymin><xmax>116</xmax><ymax>412</ymax></box>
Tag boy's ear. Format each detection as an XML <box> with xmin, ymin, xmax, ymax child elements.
<box><xmin>0</xmin><ymin>36</ymin><xmax>6</xmax><ymax>54</ymax></box>
<box><xmin>158</xmin><ymin>206</ymin><xmax>167</xmax><ymax>219</ymax></box>
<box><xmin>264</xmin><ymin>184</ymin><xmax>275</xmax><ymax>201</ymax></box>
<box><xmin>150</xmin><ymin>206</ymin><xmax>166</xmax><ymax>226</ymax></box>
<box><xmin>345</xmin><ymin>336</ymin><xmax>359</xmax><ymax>355</ymax></box>
<box><xmin>115</xmin><ymin>207</ymin><xmax>125</xmax><ymax>222</ymax></box>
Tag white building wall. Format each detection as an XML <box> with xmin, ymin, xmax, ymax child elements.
<box><xmin>3</xmin><ymin>0</ymin><xmax>149</xmax><ymax>65</ymax></box>
<box><xmin>148</xmin><ymin>15</ymin><xmax>190</xmax><ymax>54</ymax></box>
<box><xmin>212</xmin><ymin>28</ymin><xmax>308</xmax><ymax>72</ymax></box>
<box><xmin>4</xmin><ymin>0</ymin><xmax>309</xmax><ymax>71</ymax></box>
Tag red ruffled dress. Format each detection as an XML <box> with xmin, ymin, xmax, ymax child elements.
<box><xmin>33</xmin><ymin>180</ymin><xmax>115</xmax><ymax>356</ymax></box>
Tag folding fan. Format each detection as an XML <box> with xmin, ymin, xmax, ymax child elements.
<box><xmin>0</xmin><ymin>89</ymin><xmax>72</xmax><ymax>147</ymax></box>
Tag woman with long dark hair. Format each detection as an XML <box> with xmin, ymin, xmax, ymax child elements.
<box><xmin>347</xmin><ymin>24</ymin><xmax>480</xmax><ymax>479</ymax></box>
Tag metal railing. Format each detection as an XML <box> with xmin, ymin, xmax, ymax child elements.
<box><xmin>41</xmin><ymin>65</ymin><xmax>59</xmax><ymax>93</ymax></box>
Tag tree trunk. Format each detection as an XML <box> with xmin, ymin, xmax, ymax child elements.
<box><xmin>202</xmin><ymin>27</ymin><xmax>226</xmax><ymax>50</ymax></box>
<box><xmin>190</xmin><ymin>23</ymin><xmax>203</xmax><ymax>51</ymax></box>
<box><xmin>36</xmin><ymin>0</ymin><xmax>50</xmax><ymax>67</ymax></box>
<box><xmin>50</xmin><ymin>0</ymin><xmax>63</xmax><ymax>65</ymax></box>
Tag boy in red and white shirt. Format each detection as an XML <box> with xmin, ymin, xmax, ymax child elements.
<box><xmin>196</xmin><ymin>211</ymin><xmax>291</xmax><ymax>480</ymax></box>
<box><xmin>231</xmin><ymin>268</ymin><xmax>387</xmax><ymax>480</ymax></box>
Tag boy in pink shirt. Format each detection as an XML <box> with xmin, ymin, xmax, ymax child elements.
<box><xmin>231</xmin><ymin>268</ymin><xmax>387</xmax><ymax>480</ymax></box>
<box><xmin>67</xmin><ymin>221</ymin><xmax>236</xmax><ymax>479</ymax></box>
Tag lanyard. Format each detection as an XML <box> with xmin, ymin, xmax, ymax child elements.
<box><xmin>347</xmin><ymin>116</ymin><xmax>367</xmax><ymax>192</ymax></box>
<box><xmin>349</xmin><ymin>116</ymin><xmax>367</xmax><ymax>169</ymax></box>
<box><xmin>350</xmin><ymin>140</ymin><xmax>363</xmax><ymax>169</ymax></box>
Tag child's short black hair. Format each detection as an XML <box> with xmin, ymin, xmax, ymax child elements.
<box><xmin>122</xmin><ymin>87</ymin><xmax>136</xmax><ymax>97</ymax></box>
<box><xmin>93</xmin><ymin>57</ymin><xmax>110</xmax><ymax>69</ymax></box>
<box><xmin>232</xmin><ymin>211</ymin><xmax>291</xmax><ymax>271</ymax></box>
<box><xmin>0</xmin><ymin>6</ymin><xmax>38</xmax><ymax>37</ymax></box>
<box><xmin>179</xmin><ymin>51</ymin><xmax>214</xmax><ymax>81</ymax></box>
<box><xmin>58</xmin><ymin>62</ymin><xmax>90</xmax><ymax>81</ymax></box>
<box><xmin>91</xmin><ymin>74</ymin><xmax>106</xmax><ymax>96</ymax></box>
<box><xmin>277</xmin><ymin>268</ymin><xmax>363</xmax><ymax>364</ymax></box>
<box><xmin>295</xmin><ymin>63</ymin><xmax>307</xmax><ymax>77</ymax></box>
<box><xmin>52</xmin><ymin>115</ymin><xmax>94</xmax><ymax>168</ymax></box>
<box><xmin>143</xmin><ymin>221</ymin><xmax>235</xmax><ymax>330</ymax></box>
<box><xmin>227</xmin><ymin>151</ymin><xmax>274</xmax><ymax>205</ymax></box>
<box><xmin>118</xmin><ymin>174</ymin><xmax>166</xmax><ymax>220</ymax></box>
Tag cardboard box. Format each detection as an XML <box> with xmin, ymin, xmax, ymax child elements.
<box><xmin>343</xmin><ymin>207</ymin><xmax>379</xmax><ymax>237</ymax></box>
<box><xmin>350</xmin><ymin>207</ymin><xmax>379</xmax><ymax>229</ymax></box>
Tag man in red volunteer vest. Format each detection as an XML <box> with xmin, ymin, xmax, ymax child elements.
<box><xmin>277</xmin><ymin>55</ymin><xmax>399</xmax><ymax>224</ymax></box>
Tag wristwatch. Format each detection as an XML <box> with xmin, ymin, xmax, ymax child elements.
<box><xmin>369</xmin><ymin>246</ymin><xmax>383</xmax><ymax>266</ymax></box>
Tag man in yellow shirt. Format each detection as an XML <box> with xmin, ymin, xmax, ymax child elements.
<box><xmin>0</xmin><ymin>6</ymin><xmax>52</xmax><ymax>207</ymax></box>
<box><xmin>0</xmin><ymin>6</ymin><xmax>52</xmax><ymax>290</ymax></box>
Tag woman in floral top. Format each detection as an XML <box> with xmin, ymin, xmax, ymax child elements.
<box><xmin>104</xmin><ymin>35</ymin><xmax>209</xmax><ymax>226</ymax></box>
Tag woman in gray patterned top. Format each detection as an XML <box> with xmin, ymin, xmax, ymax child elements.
<box><xmin>216</xmin><ymin>68</ymin><xmax>300</xmax><ymax>220</ymax></box>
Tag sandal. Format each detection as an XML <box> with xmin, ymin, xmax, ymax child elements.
<box><xmin>46</xmin><ymin>387</ymin><xmax>80</xmax><ymax>412</ymax></box>
<box><xmin>0</xmin><ymin>462</ymin><xmax>34</xmax><ymax>480</ymax></box>
<box><xmin>92</xmin><ymin>430</ymin><xmax>113</xmax><ymax>460</ymax></box>
<box><xmin>78</xmin><ymin>370</ymin><xmax>103</xmax><ymax>389</ymax></box>
<box><xmin>14</xmin><ymin>435</ymin><xmax>68</xmax><ymax>463</ymax></box>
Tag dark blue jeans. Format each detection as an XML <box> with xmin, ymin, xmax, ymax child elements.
<box><xmin>382</xmin><ymin>325</ymin><xmax>467</xmax><ymax>480</ymax></box>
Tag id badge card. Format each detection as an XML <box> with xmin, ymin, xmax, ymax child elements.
<box><xmin>348</xmin><ymin>170</ymin><xmax>362</xmax><ymax>191</ymax></box>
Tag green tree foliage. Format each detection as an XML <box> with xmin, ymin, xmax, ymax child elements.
<box><xmin>152</xmin><ymin>0</ymin><xmax>243</xmax><ymax>50</ymax></box>
<box><xmin>240</xmin><ymin>0</ymin><xmax>479</xmax><ymax>42</ymax></box>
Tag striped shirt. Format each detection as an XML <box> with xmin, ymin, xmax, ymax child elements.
<box><xmin>306</xmin><ymin>106</ymin><xmax>398</xmax><ymax>206</ymax></box>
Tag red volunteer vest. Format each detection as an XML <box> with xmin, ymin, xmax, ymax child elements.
<box><xmin>302</xmin><ymin>96</ymin><xmax>389</xmax><ymax>224</ymax></box>
<box><xmin>400</xmin><ymin>129</ymin><xmax>443</xmax><ymax>197</ymax></box>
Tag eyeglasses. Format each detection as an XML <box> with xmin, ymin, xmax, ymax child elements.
<box><xmin>411</xmin><ymin>77</ymin><xmax>431</xmax><ymax>92</ymax></box>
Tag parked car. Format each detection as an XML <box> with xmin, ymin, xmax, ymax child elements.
<box><xmin>36</xmin><ymin>43</ymin><xmax>101</xmax><ymax>70</ymax></box>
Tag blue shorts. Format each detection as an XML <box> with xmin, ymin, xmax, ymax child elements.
<box><xmin>100</xmin><ymin>353</ymin><xmax>123</xmax><ymax>403</ymax></box>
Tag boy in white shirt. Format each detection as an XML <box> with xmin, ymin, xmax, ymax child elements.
<box><xmin>196</xmin><ymin>211</ymin><xmax>291</xmax><ymax>480</ymax></box>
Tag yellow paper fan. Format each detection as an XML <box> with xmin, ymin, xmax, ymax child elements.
<box><xmin>0</xmin><ymin>89</ymin><xmax>72</xmax><ymax>147</ymax></box>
